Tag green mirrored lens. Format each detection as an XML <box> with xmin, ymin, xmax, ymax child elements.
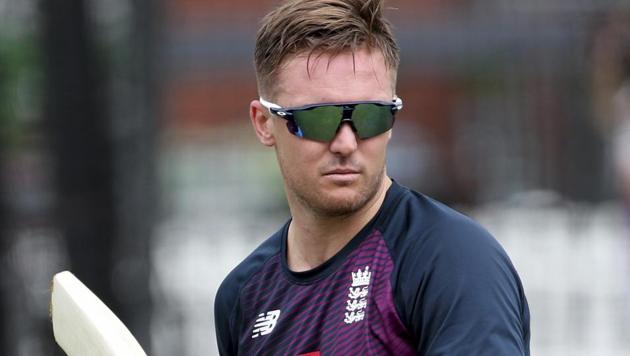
<box><xmin>352</xmin><ymin>104</ymin><xmax>394</xmax><ymax>139</ymax></box>
<box><xmin>293</xmin><ymin>106</ymin><xmax>343</xmax><ymax>141</ymax></box>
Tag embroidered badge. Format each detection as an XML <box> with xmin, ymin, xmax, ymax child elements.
<box><xmin>344</xmin><ymin>266</ymin><xmax>371</xmax><ymax>324</ymax></box>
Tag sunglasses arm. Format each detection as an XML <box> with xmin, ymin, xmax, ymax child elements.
<box><xmin>261</xmin><ymin>96</ymin><xmax>403</xmax><ymax>115</ymax></box>
<box><xmin>259</xmin><ymin>97</ymin><xmax>289</xmax><ymax>117</ymax></box>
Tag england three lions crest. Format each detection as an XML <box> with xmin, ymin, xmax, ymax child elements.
<box><xmin>344</xmin><ymin>266</ymin><xmax>371</xmax><ymax>324</ymax></box>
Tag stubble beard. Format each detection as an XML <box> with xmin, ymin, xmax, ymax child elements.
<box><xmin>285</xmin><ymin>165</ymin><xmax>386</xmax><ymax>218</ymax></box>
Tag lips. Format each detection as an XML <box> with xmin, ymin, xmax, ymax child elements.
<box><xmin>322</xmin><ymin>167</ymin><xmax>361</xmax><ymax>185</ymax></box>
<box><xmin>323</xmin><ymin>168</ymin><xmax>360</xmax><ymax>175</ymax></box>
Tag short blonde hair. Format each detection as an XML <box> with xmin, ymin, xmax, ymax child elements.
<box><xmin>254</xmin><ymin>0</ymin><xmax>400</xmax><ymax>99</ymax></box>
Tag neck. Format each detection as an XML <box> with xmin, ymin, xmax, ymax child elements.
<box><xmin>286</xmin><ymin>176</ymin><xmax>392</xmax><ymax>272</ymax></box>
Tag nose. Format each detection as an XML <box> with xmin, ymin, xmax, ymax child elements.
<box><xmin>329</xmin><ymin>122</ymin><xmax>358</xmax><ymax>156</ymax></box>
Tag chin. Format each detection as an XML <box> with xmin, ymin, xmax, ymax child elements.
<box><xmin>306</xmin><ymin>185</ymin><xmax>376</xmax><ymax>217</ymax></box>
<box><xmin>286</xmin><ymin>169</ymin><xmax>386</xmax><ymax>217</ymax></box>
<box><xmin>312</xmin><ymin>199</ymin><xmax>364</xmax><ymax>217</ymax></box>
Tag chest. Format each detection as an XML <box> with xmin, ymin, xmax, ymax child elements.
<box><xmin>236</xmin><ymin>235</ymin><xmax>415</xmax><ymax>355</ymax></box>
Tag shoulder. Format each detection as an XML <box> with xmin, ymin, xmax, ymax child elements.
<box><xmin>214</xmin><ymin>224</ymin><xmax>285</xmax><ymax>354</ymax></box>
<box><xmin>215</xmin><ymin>226</ymin><xmax>284</xmax><ymax>311</ymax></box>
<box><xmin>382</xmin><ymin>184</ymin><xmax>501</xmax><ymax>259</ymax></box>
<box><xmin>384</xmin><ymin>183</ymin><xmax>520</xmax><ymax>293</ymax></box>
<box><xmin>381</xmin><ymin>184</ymin><xmax>529</xmax><ymax>354</ymax></box>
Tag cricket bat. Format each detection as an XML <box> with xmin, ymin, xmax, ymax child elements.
<box><xmin>50</xmin><ymin>271</ymin><xmax>147</xmax><ymax>356</ymax></box>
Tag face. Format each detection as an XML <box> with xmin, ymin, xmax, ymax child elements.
<box><xmin>250</xmin><ymin>47</ymin><xmax>395</xmax><ymax>217</ymax></box>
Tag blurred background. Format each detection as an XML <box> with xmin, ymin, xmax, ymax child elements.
<box><xmin>1</xmin><ymin>0</ymin><xmax>629</xmax><ymax>355</ymax></box>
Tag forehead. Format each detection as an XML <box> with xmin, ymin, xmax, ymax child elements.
<box><xmin>274</xmin><ymin>48</ymin><xmax>395</xmax><ymax>107</ymax></box>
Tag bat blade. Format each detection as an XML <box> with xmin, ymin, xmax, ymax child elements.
<box><xmin>50</xmin><ymin>271</ymin><xmax>147</xmax><ymax>356</ymax></box>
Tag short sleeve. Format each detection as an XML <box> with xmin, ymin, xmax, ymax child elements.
<box><xmin>214</xmin><ymin>279</ymin><xmax>240</xmax><ymax>356</ymax></box>
<box><xmin>394</xmin><ymin>217</ymin><xmax>530</xmax><ymax>355</ymax></box>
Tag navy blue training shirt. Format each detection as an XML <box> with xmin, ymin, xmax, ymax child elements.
<box><xmin>214</xmin><ymin>180</ymin><xmax>530</xmax><ymax>355</ymax></box>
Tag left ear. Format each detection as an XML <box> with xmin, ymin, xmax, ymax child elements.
<box><xmin>250</xmin><ymin>100</ymin><xmax>276</xmax><ymax>147</ymax></box>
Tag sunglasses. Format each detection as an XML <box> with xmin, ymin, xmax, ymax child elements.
<box><xmin>259</xmin><ymin>96</ymin><xmax>403</xmax><ymax>142</ymax></box>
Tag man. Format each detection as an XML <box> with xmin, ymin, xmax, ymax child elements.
<box><xmin>214</xmin><ymin>0</ymin><xmax>530</xmax><ymax>354</ymax></box>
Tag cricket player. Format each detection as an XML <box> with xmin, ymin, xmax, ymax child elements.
<box><xmin>214</xmin><ymin>0</ymin><xmax>530</xmax><ymax>354</ymax></box>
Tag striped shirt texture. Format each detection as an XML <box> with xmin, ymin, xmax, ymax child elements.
<box><xmin>214</xmin><ymin>181</ymin><xmax>530</xmax><ymax>355</ymax></box>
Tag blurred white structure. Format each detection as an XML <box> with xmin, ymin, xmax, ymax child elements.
<box><xmin>475</xmin><ymin>194</ymin><xmax>630</xmax><ymax>356</ymax></box>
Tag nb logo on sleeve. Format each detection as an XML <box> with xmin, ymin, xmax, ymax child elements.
<box><xmin>252</xmin><ymin>310</ymin><xmax>281</xmax><ymax>338</ymax></box>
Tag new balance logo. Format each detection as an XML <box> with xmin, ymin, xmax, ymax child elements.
<box><xmin>252</xmin><ymin>310</ymin><xmax>281</xmax><ymax>338</ymax></box>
